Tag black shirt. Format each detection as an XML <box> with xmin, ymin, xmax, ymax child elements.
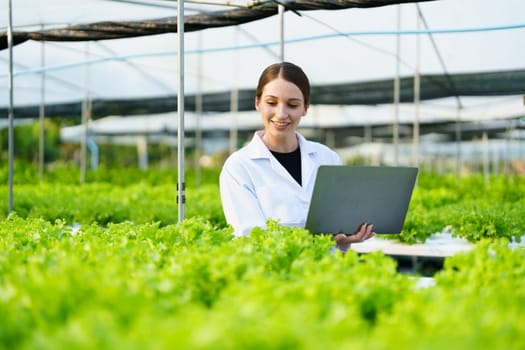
<box><xmin>270</xmin><ymin>146</ymin><xmax>302</xmax><ymax>186</ymax></box>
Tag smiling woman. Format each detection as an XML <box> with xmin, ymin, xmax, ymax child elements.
<box><xmin>219</xmin><ymin>61</ymin><xmax>375</xmax><ymax>248</ymax></box>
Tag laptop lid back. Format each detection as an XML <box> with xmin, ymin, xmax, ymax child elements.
<box><xmin>305</xmin><ymin>165</ymin><xmax>418</xmax><ymax>235</ymax></box>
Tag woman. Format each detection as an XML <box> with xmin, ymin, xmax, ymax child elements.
<box><xmin>219</xmin><ymin>62</ymin><xmax>374</xmax><ymax>250</ymax></box>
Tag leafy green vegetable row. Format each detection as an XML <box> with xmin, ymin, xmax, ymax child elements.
<box><xmin>400</xmin><ymin>174</ymin><xmax>525</xmax><ymax>243</ymax></box>
<box><xmin>1</xmin><ymin>166</ymin><xmax>524</xmax><ymax>243</ymax></box>
<box><xmin>0</xmin><ymin>182</ymin><xmax>225</xmax><ymax>228</ymax></box>
<box><xmin>0</xmin><ymin>216</ymin><xmax>523</xmax><ymax>349</ymax></box>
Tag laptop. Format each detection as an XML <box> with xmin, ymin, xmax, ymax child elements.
<box><xmin>305</xmin><ymin>165</ymin><xmax>418</xmax><ymax>235</ymax></box>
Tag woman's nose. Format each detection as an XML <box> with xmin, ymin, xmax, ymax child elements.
<box><xmin>275</xmin><ymin>104</ymin><xmax>288</xmax><ymax>119</ymax></box>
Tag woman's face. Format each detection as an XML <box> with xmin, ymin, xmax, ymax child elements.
<box><xmin>256</xmin><ymin>77</ymin><xmax>308</xmax><ymax>144</ymax></box>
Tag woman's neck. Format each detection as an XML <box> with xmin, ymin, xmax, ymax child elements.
<box><xmin>261</xmin><ymin>131</ymin><xmax>298</xmax><ymax>153</ymax></box>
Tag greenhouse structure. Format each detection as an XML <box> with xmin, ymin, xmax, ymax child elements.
<box><xmin>1</xmin><ymin>0</ymin><xmax>525</xmax><ymax>348</ymax></box>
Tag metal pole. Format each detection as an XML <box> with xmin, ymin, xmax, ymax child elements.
<box><xmin>364</xmin><ymin>124</ymin><xmax>372</xmax><ymax>165</ymax></box>
<box><xmin>80</xmin><ymin>42</ymin><xmax>90</xmax><ymax>183</ymax></box>
<box><xmin>413</xmin><ymin>8</ymin><xmax>420</xmax><ymax>168</ymax></box>
<box><xmin>39</xmin><ymin>31</ymin><xmax>46</xmax><ymax>181</ymax></box>
<box><xmin>7</xmin><ymin>0</ymin><xmax>14</xmax><ymax>213</ymax></box>
<box><xmin>455</xmin><ymin>106</ymin><xmax>462</xmax><ymax>179</ymax></box>
<box><xmin>177</xmin><ymin>0</ymin><xmax>186</xmax><ymax>222</ymax></box>
<box><xmin>278</xmin><ymin>4</ymin><xmax>285</xmax><ymax>61</ymax></box>
<box><xmin>195</xmin><ymin>32</ymin><xmax>203</xmax><ymax>188</ymax></box>
<box><xmin>482</xmin><ymin>130</ymin><xmax>489</xmax><ymax>185</ymax></box>
<box><xmin>229</xmin><ymin>28</ymin><xmax>239</xmax><ymax>155</ymax></box>
<box><xmin>392</xmin><ymin>5</ymin><xmax>401</xmax><ymax>166</ymax></box>
<box><xmin>504</xmin><ymin>121</ymin><xmax>514</xmax><ymax>176</ymax></box>
<box><xmin>80</xmin><ymin>102</ymin><xmax>87</xmax><ymax>182</ymax></box>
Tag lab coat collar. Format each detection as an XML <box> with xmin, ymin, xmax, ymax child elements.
<box><xmin>248</xmin><ymin>130</ymin><xmax>318</xmax><ymax>159</ymax></box>
<box><xmin>248</xmin><ymin>130</ymin><xmax>318</xmax><ymax>189</ymax></box>
<box><xmin>248</xmin><ymin>131</ymin><xmax>271</xmax><ymax>159</ymax></box>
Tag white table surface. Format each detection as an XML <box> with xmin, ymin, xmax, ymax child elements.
<box><xmin>351</xmin><ymin>232</ymin><xmax>475</xmax><ymax>258</ymax></box>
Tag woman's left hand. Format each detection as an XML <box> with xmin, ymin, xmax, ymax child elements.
<box><xmin>332</xmin><ymin>222</ymin><xmax>375</xmax><ymax>251</ymax></box>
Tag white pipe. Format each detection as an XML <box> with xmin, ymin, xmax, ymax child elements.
<box><xmin>7</xmin><ymin>0</ymin><xmax>14</xmax><ymax>213</ymax></box>
<box><xmin>39</xmin><ymin>32</ymin><xmax>46</xmax><ymax>181</ymax></box>
<box><xmin>136</xmin><ymin>136</ymin><xmax>147</xmax><ymax>170</ymax></box>
<box><xmin>392</xmin><ymin>5</ymin><xmax>401</xmax><ymax>166</ymax></box>
<box><xmin>177</xmin><ymin>0</ymin><xmax>186</xmax><ymax>222</ymax></box>
<box><xmin>482</xmin><ymin>131</ymin><xmax>489</xmax><ymax>185</ymax></box>
<box><xmin>504</xmin><ymin>121</ymin><xmax>514</xmax><ymax>175</ymax></box>
<box><xmin>80</xmin><ymin>99</ymin><xmax>87</xmax><ymax>182</ymax></box>
<box><xmin>278</xmin><ymin>4</ymin><xmax>285</xmax><ymax>61</ymax></box>
<box><xmin>80</xmin><ymin>42</ymin><xmax>91</xmax><ymax>183</ymax></box>
<box><xmin>453</xmin><ymin>98</ymin><xmax>463</xmax><ymax>180</ymax></box>
<box><xmin>195</xmin><ymin>32</ymin><xmax>203</xmax><ymax>187</ymax></box>
<box><xmin>181</xmin><ymin>0</ymin><xmax>263</xmax><ymax>7</ymax></box>
<box><xmin>87</xmin><ymin>137</ymin><xmax>99</xmax><ymax>170</ymax></box>
<box><xmin>230</xmin><ymin>28</ymin><xmax>239</xmax><ymax>154</ymax></box>
<box><xmin>413</xmin><ymin>7</ymin><xmax>420</xmax><ymax>167</ymax></box>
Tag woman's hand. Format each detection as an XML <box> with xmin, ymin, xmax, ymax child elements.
<box><xmin>332</xmin><ymin>223</ymin><xmax>375</xmax><ymax>251</ymax></box>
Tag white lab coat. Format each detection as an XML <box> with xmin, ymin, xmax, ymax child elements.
<box><xmin>219</xmin><ymin>130</ymin><xmax>342</xmax><ymax>237</ymax></box>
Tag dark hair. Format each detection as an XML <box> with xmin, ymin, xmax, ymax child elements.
<box><xmin>255</xmin><ymin>62</ymin><xmax>310</xmax><ymax>107</ymax></box>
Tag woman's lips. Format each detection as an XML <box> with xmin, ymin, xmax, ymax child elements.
<box><xmin>272</xmin><ymin>120</ymin><xmax>290</xmax><ymax>129</ymax></box>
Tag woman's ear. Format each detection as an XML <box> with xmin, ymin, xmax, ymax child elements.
<box><xmin>255</xmin><ymin>97</ymin><xmax>260</xmax><ymax>111</ymax></box>
<box><xmin>302</xmin><ymin>104</ymin><xmax>309</xmax><ymax>117</ymax></box>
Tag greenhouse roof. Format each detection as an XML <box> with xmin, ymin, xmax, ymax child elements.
<box><xmin>1</xmin><ymin>0</ymin><xmax>525</xmax><ymax>114</ymax></box>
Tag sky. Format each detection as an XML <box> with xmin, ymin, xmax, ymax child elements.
<box><xmin>1</xmin><ymin>0</ymin><xmax>525</xmax><ymax>110</ymax></box>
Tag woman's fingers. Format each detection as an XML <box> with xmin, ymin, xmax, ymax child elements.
<box><xmin>332</xmin><ymin>223</ymin><xmax>375</xmax><ymax>246</ymax></box>
<box><xmin>333</xmin><ymin>233</ymin><xmax>348</xmax><ymax>244</ymax></box>
<box><xmin>365</xmin><ymin>223</ymin><xmax>374</xmax><ymax>237</ymax></box>
<box><xmin>353</xmin><ymin>223</ymin><xmax>374</xmax><ymax>242</ymax></box>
